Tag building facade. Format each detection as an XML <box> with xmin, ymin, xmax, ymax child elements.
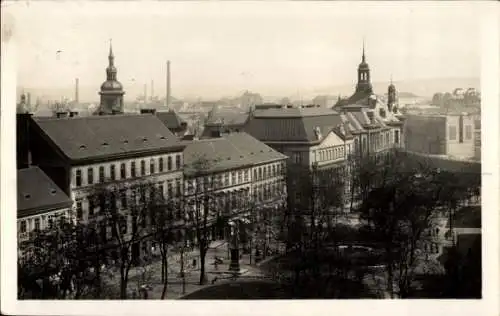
<box><xmin>17</xmin><ymin>167</ymin><xmax>73</xmax><ymax>256</ymax></box>
<box><xmin>182</xmin><ymin>132</ymin><xmax>288</xmax><ymax>244</ymax></box>
<box><xmin>405</xmin><ymin>113</ymin><xmax>475</xmax><ymax>160</ymax></box>
<box><xmin>28</xmin><ymin>114</ymin><xmax>185</xmax><ymax>262</ymax></box>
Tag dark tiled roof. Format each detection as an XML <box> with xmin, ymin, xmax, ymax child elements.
<box><xmin>156</xmin><ymin>110</ymin><xmax>186</xmax><ymax>130</ymax></box>
<box><xmin>182</xmin><ymin>132</ymin><xmax>287</xmax><ymax>176</ymax></box>
<box><xmin>33</xmin><ymin>114</ymin><xmax>184</xmax><ymax>163</ymax></box>
<box><xmin>18</xmin><ymin>167</ymin><xmax>72</xmax><ymax>218</ymax></box>
<box><xmin>244</xmin><ymin>108</ymin><xmax>344</xmax><ymax>143</ymax></box>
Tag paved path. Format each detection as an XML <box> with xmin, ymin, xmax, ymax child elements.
<box><xmin>104</xmin><ymin>240</ymin><xmax>269</xmax><ymax>299</ymax></box>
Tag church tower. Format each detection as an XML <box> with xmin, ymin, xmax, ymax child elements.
<box><xmin>355</xmin><ymin>41</ymin><xmax>373</xmax><ymax>95</ymax></box>
<box><xmin>387</xmin><ymin>75</ymin><xmax>397</xmax><ymax>113</ymax></box>
<box><xmin>97</xmin><ymin>40</ymin><xmax>125</xmax><ymax>115</ymax></box>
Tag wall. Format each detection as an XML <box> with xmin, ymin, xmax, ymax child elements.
<box><xmin>405</xmin><ymin>115</ymin><xmax>447</xmax><ymax>155</ymax></box>
<box><xmin>445</xmin><ymin>115</ymin><xmax>475</xmax><ymax>159</ymax></box>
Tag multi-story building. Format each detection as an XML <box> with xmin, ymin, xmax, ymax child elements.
<box><xmin>182</xmin><ymin>132</ymin><xmax>288</xmax><ymax>243</ymax></box>
<box><xmin>333</xmin><ymin>46</ymin><xmax>406</xmax><ymax>159</ymax></box>
<box><xmin>405</xmin><ymin>113</ymin><xmax>475</xmax><ymax>160</ymax></box>
<box><xmin>17</xmin><ymin>167</ymin><xmax>73</xmax><ymax>251</ymax></box>
<box><xmin>27</xmin><ymin>114</ymin><xmax>185</xmax><ymax>261</ymax></box>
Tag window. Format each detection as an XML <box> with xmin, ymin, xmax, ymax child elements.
<box><xmin>20</xmin><ymin>220</ymin><xmax>27</xmax><ymax>233</ymax></box>
<box><xmin>99</xmin><ymin>166</ymin><xmax>105</xmax><ymax>183</ymax></box>
<box><xmin>232</xmin><ymin>172</ymin><xmax>236</xmax><ymax>185</ymax></box>
<box><xmin>158</xmin><ymin>184</ymin><xmax>164</xmax><ymax>199</ymax></box>
<box><xmin>259</xmin><ymin>168</ymin><xmax>263</xmax><ymax>180</ymax></box>
<box><xmin>110</xmin><ymin>192</ymin><xmax>117</xmax><ymax>210</ymax></box>
<box><xmin>131</xmin><ymin>161</ymin><xmax>136</xmax><ymax>178</ymax></box>
<box><xmin>267</xmin><ymin>166</ymin><xmax>271</xmax><ymax>177</ymax></box>
<box><xmin>87</xmin><ymin>168</ymin><xmax>94</xmax><ymax>185</ymax></box>
<box><xmin>238</xmin><ymin>171</ymin><xmax>242</xmax><ymax>184</ymax></box>
<box><xmin>465</xmin><ymin>125</ymin><xmax>472</xmax><ymax>140</ymax></box>
<box><xmin>176</xmin><ymin>155</ymin><xmax>181</xmax><ymax>169</ymax></box>
<box><xmin>448</xmin><ymin>126</ymin><xmax>456</xmax><ymax>141</ymax></box>
<box><xmin>76</xmin><ymin>201</ymin><xmax>83</xmax><ymax>220</ymax></box>
<box><xmin>110</xmin><ymin>165</ymin><xmax>116</xmax><ymax>180</ymax></box>
<box><xmin>159</xmin><ymin>157</ymin><xmax>164</xmax><ymax>172</ymax></box>
<box><xmin>76</xmin><ymin>169</ymin><xmax>82</xmax><ymax>187</ymax></box>
<box><xmin>119</xmin><ymin>163</ymin><xmax>125</xmax><ymax>179</ymax></box>
<box><xmin>167</xmin><ymin>181</ymin><xmax>173</xmax><ymax>197</ymax></box>
<box><xmin>141</xmin><ymin>160</ymin><xmax>146</xmax><ymax>176</ymax></box>
<box><xmin>253</xmin><ymin>170</ymin><xmax>257</xmax><ymax>181</ymax></box>
<box><xmin>34</xmin><ymin>218</ymin><xmax>40</xmax><ymax>231</ymax></box>
<box><xmin>395</xmin><ymin>130</ymin><xmax>400</xmax><ymax>144</ymax></box>
<box><xmin>293</xmin><ymin>152</ymin><xmax>301</xmax><ymax>164</ymax></box>
<box><xmin>120</xmin><ymin>190</ymin><xmax>128</xmax><ymax>208</ymax></box>
<box><xmin>150</xmin><ymin>159</ymin><xmax>155</xmax><ymax>174</ymax></box>
<box><xmin>167</xmin><ymin>156</ymin><xmax>172</xmax><ymax>171</ymax></box>
<box><xmin>224</xmin><ymin>173</ymin><xmax>229</xmax><ymax>186</ymax></box>
<box><xmin>88</xmin><ymin>196</ymin><xmax>95</xmax><ymax>216</ymax></box>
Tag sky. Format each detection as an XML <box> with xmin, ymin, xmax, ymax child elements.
<box><xmin>5</xmin><ymin>1</ymin><xmax>481</xmax><ymax>100</ymax></box>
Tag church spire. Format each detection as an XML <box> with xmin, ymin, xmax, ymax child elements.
<box><xmin>362</xmin><ymin>38</ymin><xmax>366</xmax><ymax>63</ymax></box>
<box><xmin>108</xmin><ymin>39</ymin><xmax>114</xmax><ymax>66</ymax></box>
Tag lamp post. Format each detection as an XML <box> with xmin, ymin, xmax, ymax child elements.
<box><xmin>228</xmin><ymin>220</ymin><xmax>240</xmax><ymax>273</ymax></box>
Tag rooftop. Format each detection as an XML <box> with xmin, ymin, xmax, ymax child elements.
<box><xmin>155</xmin><ymin>110</ymin><xmax>187</xmax><ymax>130</ymax></box>
<box><xmin>32</xmin><ymin>114</ymin><xmax>184</xmax><ymax>164</ymax></box>
<box><xmin>245</xmin><ymin>108</ymin><xmax>345</xmax><ymax>143</ymax></box>
<box><xmin>18</xmin><ymin>167</ymin><xmax>73</xmax><ymax>218</ymax></box>
<box><xmin>182</xmin><ymin>132</ymin><xmax>287</xmax><ymax>176</ymax></box>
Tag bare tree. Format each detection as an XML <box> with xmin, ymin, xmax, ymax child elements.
<box><xmin>183</xmin><ymin>155</ymin><xmax>223</xmax><ymax>285</ymax></box>
<box><xmin>149</xmin><ymin>197</ymin><xmax>182</xmax><ymax>299</ymax></box>
<box><xmin>90</xmin><ymin>179</ymin><xmax>161</xmax><ymax>299</ymax></box>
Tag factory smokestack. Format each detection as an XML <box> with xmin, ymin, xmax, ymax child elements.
<box><xmin>26</xmin><ymin>92</ymin><xmax>31</xmax><ymax>107</ymax></box>
<box><xmin>151</xmin><ymin>80</ymin><xmax>154</xmax><ymax>101</ymax></box>
<box><xmin>75</xmin><ymin>78</ymin><xmax>79</xmax><ymax>104</ymax></box>
<box><xmin>166</xmin><ymin>60</ymin><xmax>171</xmax><ymax>108</ymax></box>
<box><xmin>144</xmin><ymin>83</ymin><xmax>147</xmax><ymax>103</ymax></box>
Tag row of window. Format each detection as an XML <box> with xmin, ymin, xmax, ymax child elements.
<box><xmin>317</xmin><ymin>146</ymin><xmax>345</xmax><ymax>163</ymax></box>
<box><xmin>75</xmin><ymin>154</ymin><xmax>182</xmax><ymax>187</ymax></box>
<box><xmin>185</xmin><ymin>163</ymin><xmax>285</xmax><ymax>195</ymax></box>
<box><xmin>75</xmin><ymin>180</ymin><xmax>182</xmax><ymax>220</ymax></box>
<box><xmin>19</xmin><ymin>212</ymin><xmax>65</xmax><ymax>234</ymax></box>
<box><xmin>253</xmin><ymin>163</ymin><xmax>285</xmax><ymax>182</ymax></box>
<box><xmin>449</xmin><ymin>125</ymin><xmax>473</xmax><ymax>142</ymax></box>
<box><xmin>253</xmin><ymin>181</ymin><xmax>285</xmax><ymax>203</ymax></box>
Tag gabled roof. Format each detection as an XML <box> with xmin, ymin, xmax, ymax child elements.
<box><xmin>244</xmin><ymin>107</ymin><xmax>344</xmax><ymax>143</ymax></box>
<box><xmin>156</xmin><ymin>110</ymin><xmax>186</xmax><ymax>130</ymax></box>
<box><xmin>32</xmin><ymin>114</ymin><xmax>185</xmax><ymax>164</ymax></box>
<box><xmin>18</xmin><ymin>167</ymin><xmax>73</xmax><ymax>218</ymax></box>
<box><xmin>182</xmin><ymin>132</ymin><xmax>287</xmax><ymax>176</ymax></box>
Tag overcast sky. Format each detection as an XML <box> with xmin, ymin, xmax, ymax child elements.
<box><xmin>6</xmin><ymin>1</ymin><xmax>481</xmax><ymax>99</ymax></box>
